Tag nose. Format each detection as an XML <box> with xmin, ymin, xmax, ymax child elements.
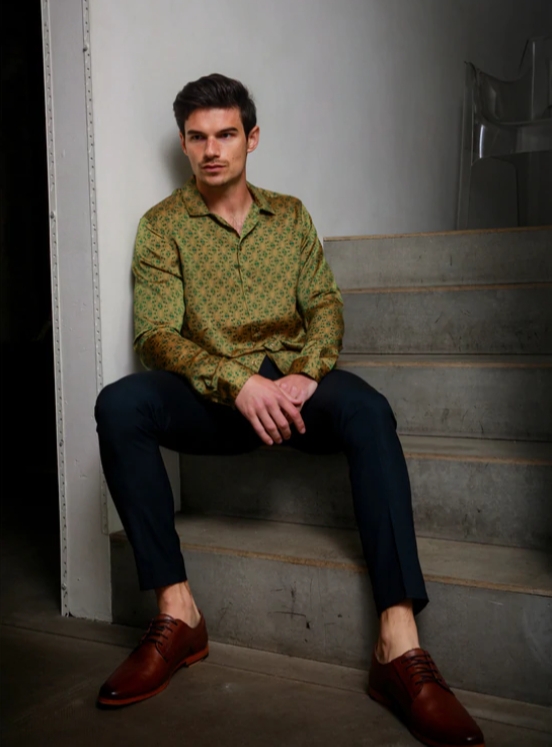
<box><xmin>204</xmin><ymin>136</ymin><xmax>220</xmax><ymax>159</ymax></box>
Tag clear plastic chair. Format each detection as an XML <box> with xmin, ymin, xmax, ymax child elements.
<box><xmin>457</xmin><ymin>36</ymin><xmax>552</xmax><ymax>228</ymax></box>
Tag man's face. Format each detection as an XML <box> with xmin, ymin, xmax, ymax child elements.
<box><xmin>180</xmin><ymin>107</ymin><xmax>259</xmax><ymax>190</ymax></box>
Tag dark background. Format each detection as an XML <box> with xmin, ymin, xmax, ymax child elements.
<box><xmin>0</xmin><ymin>1</ymin><xmax>58</xmax><ymax>581</ymax></box>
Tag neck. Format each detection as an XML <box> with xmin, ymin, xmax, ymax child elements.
<box><xmin>196</xmin><ymin>173</ymin><xmax>252</xmax><ymax>218</ymax></box>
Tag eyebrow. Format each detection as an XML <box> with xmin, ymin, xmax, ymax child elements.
<box><xmin>186</xmin><ymin>127</ymin><xmax>240</xmax><ymax>136</ymax></box>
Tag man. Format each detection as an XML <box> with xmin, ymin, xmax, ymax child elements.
<box><xmin>95</xmin><ymin>73</ymin><xmax>484</xmax><ymax>746</ymax></box>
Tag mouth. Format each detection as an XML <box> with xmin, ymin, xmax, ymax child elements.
<box><xmin>201</xmin><ymin>163</ymin><xmax>225</xmax><ymax>172</ymax></box>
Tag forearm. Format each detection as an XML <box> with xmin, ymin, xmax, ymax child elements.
<box><xmin>288</xmin><ymin>295</ymin><xmax>344</xmax><ymax>380</ymax></box>
<box><xmin>291</xmin><ymin>205</ymin><xmax>344</xmax><ymax>380</ymax></box>
<box><xmin>136</xmin><ymin>328</ymin><xmax>252</xmax><ymax>405</ymax></box>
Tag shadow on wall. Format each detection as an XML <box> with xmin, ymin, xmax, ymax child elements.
<box><xmin>162</xmin><ymin>134</ymin><xmax>193</xmax><ymax>188</ymax></box>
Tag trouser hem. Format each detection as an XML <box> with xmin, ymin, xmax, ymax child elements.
<box><xmin>137</xmin><ymin>566</ymin><xmax>187</xmax><ymax>592</ymax></box>
<box><xmin>376</xmin><ymin>592</ymin><xmax>429</xmax><ymax>618</ymax></box>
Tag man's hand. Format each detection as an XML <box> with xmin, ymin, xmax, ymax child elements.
<box><xmin>235</xmin><ymin>375</ymin><xmax>306</xmax><ymax>446</ymax></box>
<box><xmin>274</xmin><ymin>374</ymin><xmax>318</xmax><ymax>409</ymax></box>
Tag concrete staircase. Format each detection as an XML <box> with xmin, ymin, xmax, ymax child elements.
<box><xmin>111</xmin><ymin>227</ymin><xmax>552</xmax><ymax>707</ymax></box>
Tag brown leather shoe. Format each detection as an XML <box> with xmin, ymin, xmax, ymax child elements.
<box><xmin>97</xmin><ymin>613</ymin><xmax>209</xmax><ymax>707</ymax></box>
<box><xmin>368</xmin><ymin>648</ymin><xmax>485</xmax><ymax>747</ymax></box>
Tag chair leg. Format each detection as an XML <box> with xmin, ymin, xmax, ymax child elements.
<box><xmin>515</xmin><ymin>155</ymin><xmax>530</xmax><ymax>227</ymax></box>
<box><xmin>457</xmin><ymin>151</ymin><xmax>472</xmax><ymax>230</ymax></box>
<box><xmin>457</xmin><ymin>63</ymin><xmax>476</xmax><ymax>230</ymax></box>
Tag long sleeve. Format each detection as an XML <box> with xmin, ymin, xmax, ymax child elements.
<box><xmin>287</xmin><ymin>205</ymin><xmax>344</xmax><ymax>380</ymax></box>
<box><xmin>132</xmin><ymin>218</ymin><xmax>252</xmax><ymax>405</ymax></box>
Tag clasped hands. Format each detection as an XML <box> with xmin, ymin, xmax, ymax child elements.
<box><xmin>235</xmin><ymin>373</ymin><xmax>318</xmax><ymax>446</ymax></box>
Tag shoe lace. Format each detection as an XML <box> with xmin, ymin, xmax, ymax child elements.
<box><xmin>404</xmin><ymin>651</ymin><xmax>450</xmax><ymax>691</ymax></box>
<box><xmin>137</xmin><ymin>617</ymin><xmax>178</xmax><ymax>653</ymax></box>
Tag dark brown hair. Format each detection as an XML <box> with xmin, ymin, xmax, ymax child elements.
<box><xmin>173</xmin><ymin>73</ymin><xmax>257</xmax><ymax>136</ymax></box>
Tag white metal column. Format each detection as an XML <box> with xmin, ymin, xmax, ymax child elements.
<box><xmin>42</xmin><ymin>0</ymin><xmax>111</xmax><ymax>620</ymax></box>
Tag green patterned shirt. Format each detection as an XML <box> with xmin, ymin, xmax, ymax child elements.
<box><xmin>133</xmin><ymin>177</ymin><xmax>344</xmax><ymax>405</ymax></box>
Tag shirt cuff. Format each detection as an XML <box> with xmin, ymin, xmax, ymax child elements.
<box><xmin>217</xmin><ymin>359</ymin><xmax>255</xmax><ymax>404</ymax></box>
<box><xmin>287</xmin><ymin>355</ymin><xmax>327</xmax><ymax>382</ymax></box>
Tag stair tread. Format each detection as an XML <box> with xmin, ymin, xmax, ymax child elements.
<box><xmin>252</xmin><ymin>434</ymin><xmax>552</xmax><ymax>464</ymax></box>
<box><xmin>338</xmin><ymin>353</ymin><xmax>552</xmax><ymax>367</ymax></box>
<box><xmin>339</xmin><ymin>286</ymin><xmax>552</xmax><ymax>355</ymax></box>
<box><xmin>324</xmin><ymin>226</ymin><xmax>552</xmax><ymax>241</ymax></box>
<box><xmin>114</xmin><ymin>515</ymin><xmax>552</xmax><ymax>596</ymax></box>
<box><xmin>341</xmin><ymin>281</ymin><xmax>552</xmax><ymax>293</ymax></box>
<box><xmin>324</xmin><ymin>228</ymin><xmax>552</xmax><ymax>291</ymax></box>
<box><xmin>337</xmin><ymin>355</ymin><xmax>552</xmax><ymax>441</ymax></box>
<box><xmin>399</xmin><ymin>434</ymin><xmax>552</xmax><ymax>464</ymax></box>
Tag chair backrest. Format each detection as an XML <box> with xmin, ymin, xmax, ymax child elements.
<box><xmin>474</xmin><ymin>67</ymin><xmax>533</xmax><ymax>123</ymax></box>
<box><xmin>457</xmin><ymin>37</ymin><xmax>552</xmax><ymax>229</ymax></box>
<box><xmin>519</xmin><ymin>36</ymin><xmax>552</xmax><ymax>120</ymax></box>
<box><xmin>472</xmin><ymin>36</ymin><xmax>552</xmax><ymax>125</ymax></box>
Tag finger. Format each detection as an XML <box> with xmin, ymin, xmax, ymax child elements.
<box><xmin>278</xmin><ymin>396</ymin><xmax>306</xmax><ymax>434</ymax></box>
<box><xmin>258</xmin><ymin>408</ymin><xmax>284</xmax><ymax>444</ymax></box>
<box><xmin>267</xmin><ymin>403</ymin><xmax>293</xmax><ymax>440</ymax></box>
<box><xmin>249</xmin><ymin>413</ymin><xmax>273</xmax><ymax>446</ymax></box>
<box><xmin>283</xmin><ymin>402</ymin><xmax>303</xmax><ymax>417</ymax></box>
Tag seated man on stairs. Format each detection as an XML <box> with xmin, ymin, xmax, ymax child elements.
<box><xmin>94</xmin><ymin>73</ymin><xmax>484</xmax><ymax>747</ymax></box>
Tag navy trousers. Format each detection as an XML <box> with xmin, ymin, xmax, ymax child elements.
<box><xmin>95</xmin><ymin>357</ymin><xmax>428</xmax><ymax>616</ymax></box>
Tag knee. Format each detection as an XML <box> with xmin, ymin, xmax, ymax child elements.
<box><xmin>344</xmin><ymin>387</ymin><xmax>396</xmax><ymax>428</ymax></box>
<box><xmin>94</xmin><ymin>374</ymin><xmax>152</xmax><ymax>432</ymax></box>
<box><xmin>368</xmin><ymin>389</ymin><xmax>395</xmax><ymax>422</ymax></box>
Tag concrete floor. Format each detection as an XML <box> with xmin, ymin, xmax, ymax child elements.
<box><xmin>1</xmin><ymin>495</ymin><xmax>551</xmax><ymax>747</ymax></box>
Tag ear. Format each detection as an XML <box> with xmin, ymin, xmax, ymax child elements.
<box><xmin>179</xmin><ymin>131</ymin><xmax>188</xmax><ymax>156</ymax></box>
<box><xmin>246</xmin><ymin>125</ymin><xmax>260</xmax><ymax>154</ymax></box>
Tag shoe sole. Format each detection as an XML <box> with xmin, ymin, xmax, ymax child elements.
<box><xmin>368</xmin><ymin>686</ymin><xmax>485</xmax><ymax>747</ymax></box>
<box><xmin>96</xmin><ymin>645</ymin><xmax>210</xmax><ymax>708</ymax></box>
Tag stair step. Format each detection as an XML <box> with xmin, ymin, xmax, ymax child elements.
<box><xmin>339</xmin><ymin>355</ymin><xmax>551</xmax><ymax>440</ymax></box>
<box><xmin>324</xmin><ymin>227</ymin><xmax>552</xmax><ymax>289</ymax></box>
<box><xmin>209</xmin><ymin>641</ymin><xmax>552</xmax><ymax>736</ymax></box>
<box><xmin>111</xmin><ymin>515</ymin><xmax>552</xmax><ymax>704</ymax></box>
<box><xmin>341</xmin><ymin>284</ymin><xmax>552</xmax><ymax>354</ymax></box>
<box><xmin>180</xmin><ymin>436</ymin><xmax>552</xmax><ymax>550</ymax></box>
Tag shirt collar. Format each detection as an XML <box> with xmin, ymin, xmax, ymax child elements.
<box><xmin>247</xmin><ymin>182</ymin><xmax>276</xmax><ymax>215</ymax></box>
<box><xmin>180</xmin><ymin>176</ymin><xmax>276</xmax><ymax>217</ymax></box>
